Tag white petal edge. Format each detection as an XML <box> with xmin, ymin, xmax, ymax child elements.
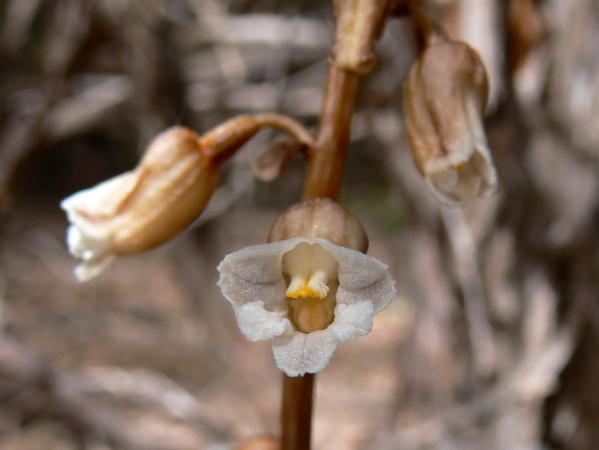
<box><xmin>66</xmin><ymin>225</ymin><xmax>114</xmax><ymax>281</ymax></box>
<box><xmin>217</xmin><ymin>241</ymin><xmax>288</xmax><ymax>309</ymax></box>
<box><xmin>424</xmin><ymin>142</ymin><xmax>498</xmax><ymax>207</ymax></box>
<box><xmin>271</xmin><ymin>301</ymin><xmax>375</xmax><ymax>376</ymax></box>
<box><xmin>233</xmin><ymin>301</ymin><xmax>293</xmax><ymax>342</ymax></box>
<box><xmin>61</xmin><ymin>173</ymin><xmax>137</xmax><ymax>281</ymax></box>
<box><xmin>272</xmin><ymin>329</ymin><xmax>337</xmax><ymax>377</ymax></box>
<box><xmin>75</xmin><ymin>254</ymin><xmax>116</xmax><ymax>282</ymax></box>
<box><xmin>328</xmin><ymin>300</ymin><xmax>374</xmax><ymax>342</ymax></box>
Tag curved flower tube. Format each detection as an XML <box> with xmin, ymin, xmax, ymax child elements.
<box><xmin>62</xmin><ymin>114</ymin><xmax>314</xmax><ymax>282</ymax></box>
<box><xmin>62</xmin><ymin>127</ymin><xmax>218</xmax><ymax>281</ymax></box>
<box><xmin>217</xmin><ymin>237</ymin><xmax>395</xmax><ymax>377</ymax></box>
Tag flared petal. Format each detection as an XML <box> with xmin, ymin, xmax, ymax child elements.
<box><xmin>233</xmin><ymin>301</ymin><xmax>293</xmax><ymax>342</ymax></box>
<box><xmin>328</xmin><ymin>300</ymin><xmax>374</xmax><ymax>342</ymax></box>
<box><xmin>218</xmin><ymin>238</ymin><xmax>395</xmax><ymax>311</ymax></box>
<box><xmin>315</xmin><ymin>240</ymin><xmax>396</xmax><ymax>313</ymax></box>
<box><xmin>272</xmin><ymin>329</ymin><xmax>337</xmax><ymax>377</ymax></box>
<box><xmin>61</xmin><ymin>172</ymin><xmax>139</xmax><ymax>224</ymax></box>
<box><xmin>217</xmin><ymin>241</ymin><xmax>288</xmax><ymax>310</ymax></box>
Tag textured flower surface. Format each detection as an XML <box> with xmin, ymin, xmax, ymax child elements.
<box><xmin>217</xmin><ymin>237</ymin><xmax>395</xmax><ymax>377</ymax></box>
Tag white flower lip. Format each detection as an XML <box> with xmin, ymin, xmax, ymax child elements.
<box><xmin>217</xmin><ymin>237</ymin><xmax>395</xmax><ymax>377</ymax></box>
<box><xmin>61</xmin><ymin>172</ymin><xmax>136</xmax><ymax>281</ymax></box>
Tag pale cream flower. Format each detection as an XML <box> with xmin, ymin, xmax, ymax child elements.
<box><xmin>217</xmin><ymin>237</ymin><xmax>395</xmax><ymax>377</ymax></box>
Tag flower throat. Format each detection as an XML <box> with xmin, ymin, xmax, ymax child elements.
<box><xmin>283</xmin><ymin>243</ymin><xmax>338</xmax><ymax>333</ymax></box>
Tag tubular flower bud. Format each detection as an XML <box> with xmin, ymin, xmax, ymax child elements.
<box><xmin>217</xmin><ymin>199</ymin><xmax>395</xmax><ymax>377</ymax></box>
<box><xmin>403</xmin><ymin>38</ymin><xmax>498</xmax><ymax>206</ymax></box>
<box><xmin>61</xmin><ymin>127</ymin><xmax>218</xmax><ymax>281</ymax></box>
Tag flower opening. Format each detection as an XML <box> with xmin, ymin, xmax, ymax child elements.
<box><xmin>217</xmin><ymin>237</ymin><xmax>395</xmax><ymax>377</ymax></box>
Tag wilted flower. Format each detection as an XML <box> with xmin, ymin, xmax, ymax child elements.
<box><xmin>217</xmin><ymin>199</ymin><xmax>395</xmax><ymax>376</ymax></box>
<box><xmin>62</xmin><ymin>127</ymin><xmax>218</xmax><ymax>281</ymax></box>
<box><xmin>403</xmin><ymin>37</ymin><xmax>498</xmax><ymax>205</ymax></box>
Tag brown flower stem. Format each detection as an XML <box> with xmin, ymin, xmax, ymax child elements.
<box><xmin>201</xmin><ymin>113</ymin><xmax>314</xmax><ymax>164</ymax></box>
<box><xmin>280</xmin><ymin>2</ymin><xmax>391</xmax><ymax>449</ymax></box>
<box><xmin>303</xmin><ymin>65</ymin><xmax>359</xmax><ymax>200</ymax></box>
<box><xmin>280</xmin><ymin>373</ymin><xmax>315</xmax><ymax>450</ymax></box>
<box><xmin>283</xmin><ymin>57</ymin><xmax>360</xmax><ymax>450</ymax></box>
<box><xmin>281</xmin><ymin>63</ymin><xmax>359</xmax><ymax>450</ymax></box>
<box><xmin>252</xmin><ymin>113</ymin><xmax>315</xmax><ymax>148</ymax></box>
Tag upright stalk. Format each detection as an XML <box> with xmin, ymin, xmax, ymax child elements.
<box><xmin>280</xmin><ymin>2</ymin><xmax>391</xmax><ymax>449</ymax></box>
<box><xmin>303</xmin><ymin>66</ymin><xmax>360</xmax><ymax>200</ymax></box>
<box><xmin>280</xmin><ymin>373</ymin><xmax>315</xmax><ymax>450</ymax></box>
<box><xmin>280</xmin><ymin>63</ymin><xmax>360</xmax><ymax>450</ymax></box>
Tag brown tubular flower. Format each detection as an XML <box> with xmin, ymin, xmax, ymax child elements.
<box><xmin>403</xmin><ymin>37</ymin><xmax>499</xmax><ymax>206</ymax></box>
<box><xmin>62</xmin><ymin>127</ymin><xmax>218</xmax><ymax>281</ymax></box>
<box><xmin>62</xmin><ymin>114</ymin><xmax>313</xmax><ymax>281</ymax></box>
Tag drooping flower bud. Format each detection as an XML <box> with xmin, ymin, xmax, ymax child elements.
<box><xmin>62</xmin><ymin>114</ymin><xmax>314</xmax><ymax>282</ymax></box>
<box><xmin>218</xmin><ymin>199</ymin><xmax>395</xmax><ymax>376</ymax></box>
<box><xmin>62</xmin><ymin>127</ymin><xmax>218</xmax><ymax>281</ymax></box>
<box><xmin>403</xmin><ymin>38</ymin><xmax>498</xmax><ymax>206</ymax></box>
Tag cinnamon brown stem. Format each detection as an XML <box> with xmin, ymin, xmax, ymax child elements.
<box><xmin>303</xmin><ymin>65</ymin><xmax>359</xmax><ymax>199</ymax></box>
<box><xmin>279</xmin><ymin>52</ymin><xmax>360</xmax><ymax>450</ymax></box>
<box><xmin>280</xmin><ymin>3</ymin><xmax>391</xmax><ymax>449</ymax></box>
<box><xmin>280</xmin><ymin>374</ymin><xmax>315</xmax><ymax>450</ymax></box>
<box><xmin>201</xmin><ymin>113</ymin><xmax>314</xmax><ymax>165</ymax></box>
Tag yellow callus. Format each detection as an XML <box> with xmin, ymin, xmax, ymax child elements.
<box><xmin>285</xmin><ymin>271</ymin><xmax>330</xmax><ymax>299</ymax></box>
<box><xmin>282</xmin><ymin>242</ymin><xmax>338</xmax><ymax>332</ymax></box>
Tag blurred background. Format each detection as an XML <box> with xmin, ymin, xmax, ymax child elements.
<box><xmin>0</xmin><ymin>0</ymin><xmax>597</xmax><ymax>449</ymax></box>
